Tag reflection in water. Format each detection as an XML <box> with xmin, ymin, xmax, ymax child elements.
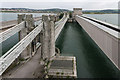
<box><xmin>55</xmin><ymin>22</ymin><xmax>120</xmax><ymax>78</ymax></box>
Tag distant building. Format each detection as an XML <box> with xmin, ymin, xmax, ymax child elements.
<box><xmin>73</xmin><ymin>8</ymin><xmax>82</xmax><ymax>18</ymax></box>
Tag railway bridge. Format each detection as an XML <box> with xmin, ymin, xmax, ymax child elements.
<box><xmin>0</xmin><ymin>8</ymin><xmax>120</xmax><ymax>78</ymax></box>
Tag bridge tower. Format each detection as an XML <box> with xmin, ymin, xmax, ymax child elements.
<box><xmin>73</xmin><ymin>8</ymin><xmax>82</xmax><ymax>18</ymax></box>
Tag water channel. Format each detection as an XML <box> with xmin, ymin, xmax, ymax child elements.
<box><xmin>55</xmin><ymin>22</ymin><xmax>120</xmax><ymax>78</ymax></box>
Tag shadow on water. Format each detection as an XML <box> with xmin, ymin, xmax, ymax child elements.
<box><xmin>55</xmin><ymin>22</ymin><xmax>120</xmax><ymax>78</ymax></box>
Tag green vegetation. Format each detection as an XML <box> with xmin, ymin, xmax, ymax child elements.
<box><xmin>1</xmin><ymin>8</ymin><xmax>118</xmax><ymax>14</ymax></box>
<box><xmin>59</xmin><ymin>13</ymin><xmax>64</xmax><ymax>19</ymax></box>
<box><xmin>83</xmin><ymin>9</ymin><xmax>118</xmax><ymax>14</ymax></box>
<box><xmin>56</xmin><ymin>72</ymin><xmax>60</xmax><ymax>75</ymax></box>
<box><xmin>19</xmin><ymin>58</ymin><xmax>25</xmax><ymax>61</ymax></box>
<box><xmin>0</xmin><ymin>11</ymin><xmax>18</xmax><ymax>13</ymax></box>
<box><xmin>69</xmin><ymin>11</ymin><xmax>72</xmax><ymax>18</ymax></box>
<box><xmin>61</xmin><ymin>72</ymin><xmax>64</xmax><ymax>75</ymax></box>
<box><xmin>0</xmin><ymin>8</ymin><xmax>70</xmax><ymax>13</ymax></box>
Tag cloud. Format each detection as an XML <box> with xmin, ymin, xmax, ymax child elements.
<box><xmin>1</xmin><ymin>1</ymin><xmax>118</xmax><ymax>10</ymax></box>
<box><xmin>0</xmin><ymin>0</ymin><xmax>119</xmax><ymax>2</ymax></box>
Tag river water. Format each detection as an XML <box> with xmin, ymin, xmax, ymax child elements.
<box><xmin>0</xmin><ymin>12</ymin><xmax>53</xmax><ymax>22</ymax></box>
<box><xmin>84</xmin><ymin>14</ymin><xmax>119</xmax><ymax>27</ymax></box>
<box><xmin>55</xmin><ymin>22</ymin><xmax>120</xmax><ymax>78</ymax></box>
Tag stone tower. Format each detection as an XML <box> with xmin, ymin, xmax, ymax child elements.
<box><xmin>73</xmin><ymin>8</ymin><xmax>82</xmax><ymax>18</ymax></box>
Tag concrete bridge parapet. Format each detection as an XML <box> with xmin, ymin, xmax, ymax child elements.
<box><xmin>75</xmin><ymin>15</ymin><xmax>120</xmax><ymax>69</ymax></box>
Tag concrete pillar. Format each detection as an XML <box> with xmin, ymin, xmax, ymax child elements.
<box><xmin>41</xmin><ymin>15</ymin><xmax>50</xmax><ymax>60</ymax></box>
<box><xmin>41</xmin><ymin>15</ymin><xmax>56</xmax><ymax>62</ymax></box>
<box><xmin>18</xmin><ymin>14</ymin><xmax>26</xmax><ymax>41</ymax></box>
<box><xmin>18</xmin><ymin>14</ymin><xmax>25</xmax><ymax>24</ymax></box>
<box><xmin>25</xmin><ymin>14</ymin><xmax>34</xmax><ymax>57</ymax></box>
<box><xmin>18</xmin><ymin>14</ymin><xmax>35</xmax><ymax>59</ymax></box>
<box><xmin>18</xmin><ymin>14</ymin><xmax>29</xmax><ymax>59</ymax></box>
<box><xmin>26</xmin><ymin>14</ymin><xmax>34</xmax><ymax>32</ymax></box>
<box><xmin>49</xmin><ymin>15</ymin><xmax>55</xmax><ymax>59</ymax></box>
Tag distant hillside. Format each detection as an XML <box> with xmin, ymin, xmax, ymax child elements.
<box><xmin>83</xmin><ymin>9</ymin><xmax>118</xmax><ymax>14</ymax></box>
<box><xmin>39</xmin><ymin>8</ymin><xmax>70</xmax><ymax>12</ymax></box>
<box><xmin>1</xmin><ymin>8</ymin><xmax>118</xmax><ymax>14</ymax></box>
<box><xmin>1</xmin><ymin>8</ymin><xmax>70</xmax><ymax>13</ymax></box>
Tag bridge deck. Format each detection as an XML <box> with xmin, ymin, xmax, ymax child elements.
<box><xmin>3</xmin><ymin>47</ymin><xmax>44</xmax><ymax>78</ymax></box>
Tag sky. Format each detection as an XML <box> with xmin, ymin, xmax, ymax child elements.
<box><xmin>0</xmin><ymin>0</ymin><xmax>119</xmax><ymax>10</ymax></box>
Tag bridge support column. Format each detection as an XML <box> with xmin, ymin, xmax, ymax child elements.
<box><xmin>18</xmin><ymin>14</ymin><xmax>35</xmax><ymax>59</ymax></box>
<box><xmin>18</xmin><ymin>14</ymin><xmax>26</xmax><ymax>41</ymax></box>
<box><xmin>49</xmin><ymin>15</ymin><xmax>55</xmax><ymax>59</ymax></box>
<box><xmin>18</xmin><ymin>14</ymin><xmax>29</xmax><ymax>59</ymax></box>
<box><xmin>41</xmin><ymin>15</ymin><xmax>50</xmax><ymax>61</ymax></box>
<box><xmin>25</xmin><ymin>14</ymin><xmax>34</xmax><ymax>57</ymax></box>
<box><xmin>41</xmin><ymin>15</ymin><xmax>55</xmax><ymax>61</ymax></box>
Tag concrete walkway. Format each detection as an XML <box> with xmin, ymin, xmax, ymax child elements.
<box><xmin>3</xmin><ymin>47</ymin><xmax>44</xmax><ymax>78</ymax></box>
